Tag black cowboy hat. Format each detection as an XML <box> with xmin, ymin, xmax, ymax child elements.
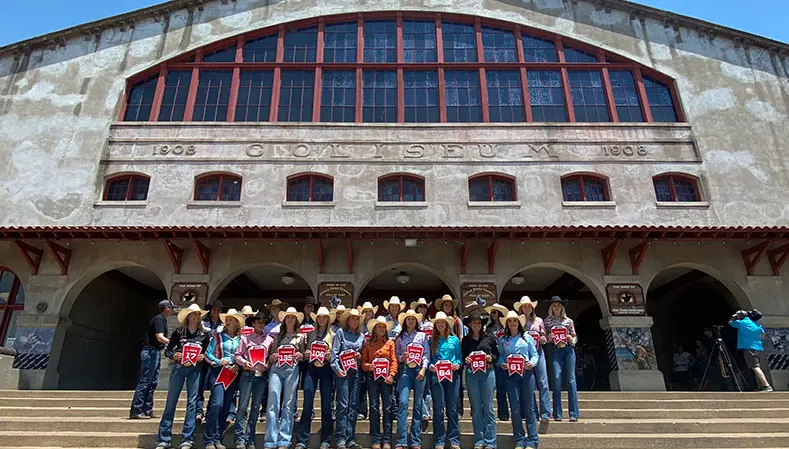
<box><xmin>546</xmin><ymin>295</ymin><xmax>568</xmax><ymax>306</ymax></box>
<box><xmin>463</xmin><ymin>310</ymin><xmax>489</xmax><ymax>327</ymax></box>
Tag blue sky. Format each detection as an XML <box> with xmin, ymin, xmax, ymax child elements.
<box><xmin>1</xmin><ymin>0</ymin><xmax>786</xmax><ymax>47</ymax></box>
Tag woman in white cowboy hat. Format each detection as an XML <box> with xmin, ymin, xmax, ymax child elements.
<box><xmin>462</xmin><ymin>310</ymin><xmax>499</xmax><ymax>449</ymax></box>
<box><xmin>331</xmin><ymin>304</ymin><xmax>347</xmax><ymax>334</ymax></box>
<box><xmin>514</xmin><ymin>296</ymin><xmax>552</xmax><ymax>423</ymax></box>
<box><xmin>484</xmin><ymin>304</ymin><xmax>509</xmax><ymax>421</ymax></box>
<box><xmin>357</xmin><ymin>301</ymin><xmax>378</xmax><ymax>421</ymax></box>
<box><xmin>264</xmin><ymin>307</ymin><xmax>307</xmax><ymax>449</ymax></box>
<box><xmin>497</xmin><ymin>311</ymin><xmax>539</xmax><ymax>449</ymax></box>
<box><xmin>393</xmin><ymin>309</ymin><xmax>430</xmax><ymax>449</ymax></box>
<box><xmin>295</xmin><ymin>307</ymin><xmax>336</xmax><ymax>449</ymax></box>
<box><xmin>202</xmin><ymin>309</ymin><xmax>245</xmax><ymax>449</ymax></box>
<box><xmin>428</xmin><ymin>312</ymin><xmax>462</xmax><ymax>449</ymax></box>
<box><xmin>362</xmin><ymin>317</ymin><xmax>398</xmax><ymax>449</ymax></box>
<box><xmin>331</xmin><ymin>308</ymin><xmax>366</xmax><ymax>449</ymax></box>
<box><xmin>155</xmin><ymin>304</ymin><xmax>211</xmax><ymax>449</ymax></box>
<box><xmin>384</xmin><ymin>296</ymin><xmax>404</xmax><ymax>339</ymax></box>
<box><xmin>411</xmin><ymin>298</ymin><xmax>433</xmax><ymax>432</ymax></box>
<box><xmin>434</xmin><ymin>294</ymin><xmax>465</xmax><ymax>418</ymax></box>
<box><xmin>544</xmin><ymin>296</ymin><xmax>579</xmax><ymax>422</ymax></box>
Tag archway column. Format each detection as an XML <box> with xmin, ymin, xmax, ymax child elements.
<box><xmin>600</xmin><ymin>315</ymin><xmax>666</xmax><ymax>391</ymax></box>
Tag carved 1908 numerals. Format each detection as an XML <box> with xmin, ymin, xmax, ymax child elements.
<box><xmin>603</xmin><ymin>145</ymin><xmax>647</xmax><ymax>157</ymax></box>
<box><xmin>152</xmin><ymin>145</ymin><xmax>197</xmax><ymax>156</ymax></box>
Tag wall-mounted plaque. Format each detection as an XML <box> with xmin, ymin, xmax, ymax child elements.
<box><xmin>606</xmin><ymin>283</ymin><xmax>646</xmax><ymax>316</ymax></box>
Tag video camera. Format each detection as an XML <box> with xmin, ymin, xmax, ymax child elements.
<box><xmin>732</xmin><ymin>309</ymin><xmax>763</xmax><ymax>322</ymax></box>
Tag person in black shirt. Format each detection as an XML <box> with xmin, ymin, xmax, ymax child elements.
<box><xmin>155</xmin><ymin>303</ymin><xmax>212</xmax><ymax>449</ymax></box>
<box><xmin>462</xmin><ymin>311</ymin><xmax>499</xmax><ymax>449</ymax></box>
<box><xmin>130</xmin><ymin>300</ymin><xmax>173</xmax><ymax>420</ymax></box>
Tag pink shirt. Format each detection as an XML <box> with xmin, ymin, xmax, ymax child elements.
<box><xmin>235</xmin><ymin>332</ymin><xmax>275</xmax><ymax>368</ymax></box>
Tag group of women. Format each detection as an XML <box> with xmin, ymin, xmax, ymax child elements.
<box><xmin>153</xmin><ymin>294</ymin><xmax>579</xmax><ymax>449</ymax></box>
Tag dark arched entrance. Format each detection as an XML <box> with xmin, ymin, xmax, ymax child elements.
<box><xmin>358</xmin><ymin>264</ymin><xmax>453</xmax><ymax>314</ymax></box>
<box><xmin>215</xmin><ymin>265</ymin><xmax>312</xmax><ymax>318</ymax></box>
<box><xmin>58</xmin><ymin>267</ymin><xmax>165</xmax><ymax>389</ymax></box>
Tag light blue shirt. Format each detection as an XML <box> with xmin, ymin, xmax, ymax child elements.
<box><xmin>730</xmin><ymin>317</ymin><xmax>765</xmax><ymax>351</ymax></box>
<box><xmin>385</xmin><ymin>314</ymin><xmax>402</xmax><ymax>339</ymax></box>
<box><xmin>206</xmin><ymin>332</ymin><xmax>240</xmax><ymax>365</ymax></box>
<box><xmin>395</xmin><ymin>330</ymin><xmax>431</xmax><ymax>369</ymax></box>
<box><xmin>331</xmin><ymin>327</ymin><xmax>365</xmax><ymax>373</ymax></box>
<box><xmin>430</xmin><ymin>335</ymin><xmax>462</xmax><ymax>367</ymax></box>
<box><xmin>497</xmin><ymin>333</ymin><xmax>539</xmax><ymax>367</ymax></box>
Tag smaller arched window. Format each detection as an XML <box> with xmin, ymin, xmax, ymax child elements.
<box><xmin>561</xmin><ymin>174</ymin><xmax>610</xmax><ymax>202</ymax></box>
<box><xmin>653</xmin><ymin>174</ymin><xmax>701</xmax><ymax>202</ymax></box>
<box><xmin>103</xmin><ymin>174</ymin><xmax>150</xmax><ymax>201</ymax></box>
<box><xmin>378</xmin><ymin>175</ymin><xmax>425</xmax><ymax>202</ymax></box>
<box><xmin>469</xmin><ymin>174</ymin><xmax>516</xmax><ymax>202</ymax></box>
<box><xmin>194</xmin><ymin>173</ymin><xmax>242</xmax><ymax>201</ymax></box>
<box><xmin>287</xmin><ymin>174</ymin><xmax>334</xmax><ymax>202</ymax></box>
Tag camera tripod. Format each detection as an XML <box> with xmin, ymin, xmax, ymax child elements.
<box><xmin>698</xmin><ymin>334</ymin><xmax>746</xmax><ymax>392</ymax></box>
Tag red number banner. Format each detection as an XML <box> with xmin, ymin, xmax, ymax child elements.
<box><xmin>422</xmin><ymin>328</ymin><xmax>433</xmax><ymax>338</ymax></box>
<box><xmin>552</xmin><ymin>327</ymin><xmax>568</xmax><ymax>346</ymax></box>
<box><xmin>507</xmin><ymin>354</ymin><xmax>525</xmax><ymax>376</ymax></box>
<box><xmin>300</xmin><ymin>324</ymin><xmax>315</xmax><ymax>334</ymax></box>
<box><xmin>241</xmin><ymin>326</ymin><xmax>254</xmax><ymax>336</ymax></box>
<box><xmin>373</xmin><ymin>358</ymin><xmax>390</xmax><ymax>381</ymax></box>
<box><xmin>248</xmin><ymin>345</ymin><xmax>267</xmax><ymax>368</ymax></box>
<box><xmin>340</xmin><ymin>350</ymin><xmax>358</xmax><ymax>371</ymax></box>
<box><xmin>277</xmin><ymin>345</ymin><xmax>296</xmax><ymax>368</ymax></box>
<box><xmin>309</xmin><ymin>341</ymin><xmax>329</xmax><ymax>365</ymax></box>
<box><xmin>215</xmin><ymin>366</ymin><xmax>239</xmax><ymax>389</ymax></box>
<box><xmin>406</xmin><ymin>344</ymin><xmax>424</xmax><ymax>368</ymax></box>
<box><xmin>495</xmin><ymin>329</ymin><xmax>506</xmax><ymax>339</ymax></box>
<box><xmin>181</xmin><ymin>343</ymin><xmax>202</xmax><ymax>366</ymax></box>
<box><xmin>527</xmin><ymin>330</ymin><xmax>541</xmax><ymax>350</ymax></box>
<box><xmin>436</xmin><ymin>360</ymin><xmax>453</xmax><ymax>382</ymax></box>
<box><xmin>470</xmin><ymin>351</ymin><xmax>487</xmax><ymax>373</ymax></box>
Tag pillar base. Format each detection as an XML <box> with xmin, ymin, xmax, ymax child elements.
<box><xmin>0</xmin><ymin>356</ymin><xmax>19</xmax><ymax>390</ymax></box>
<box><xmin>609</xmin><ymin>369</ymin><xmax>666</xmax><ymax>391</ymax></box>
<box><xmin>771</xmin><ymin>370</ymin><xmax>788</xmax><ymax>391</ymax></box>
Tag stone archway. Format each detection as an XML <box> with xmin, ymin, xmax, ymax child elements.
<box><xmin>213</xmin><ymin>263</ymin><xmax>313</xmax><ymax>316</ymax></box>
<box><xmin>356</xmin><ymin>262</ymin><xmax>456</xmax><ymax>312</ymax></box>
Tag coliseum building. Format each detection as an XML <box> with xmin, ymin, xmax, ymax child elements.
<box><xmin>0</xmin><ymin>0</ymin><xmax>788</xmax><ymax>393</ymax></box>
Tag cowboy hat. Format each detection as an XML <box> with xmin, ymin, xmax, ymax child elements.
<box><xmin>383</xmin><ymin>296</ymin><xmax>404</xmax><ymax>310</ymax></box>
<box><xmin>398</xmin><ymin>309</ymin><xmax>423</xmax><ymax>326</ymax></box>
<box><xmin>546</xmin><ymin>296</ymin><xmax>568</xmax><ymax>306</ymax></box>
<box><xmin>304</xmin><ymin>296</ymin><xmax>318</xmax><ymax>305</ymax></box>
<box><xmin>463</xmin><ymin>301</ymin><xmax>482</xmax><ymax>317</ymax></box>
<box><xmin>514</xmin><ymin>296</ymin><xmax>539</xmax><ymax>314</ymax></box>
<box><xmin>333</xmin><ymin>304</ymin><xmax>347</xmax><ymax>321</ymax></box>
<box><xmin>177</xmin><ymin>303</ymin><xmax>207</xmax><ymax>325</ymax></box>
<box><xmin>357</xmin><ymin>302</ymin><xmax>379</xmax><ymax>315</ymax></box>
<box><xmin>463</xmin><ymin>310</ymin><xmax>487</xmax><ymax>327</ymax></box>
<box><xmin>500</xmin><ymin>310</ymin><xmax>527</xmax><ymax>328</ymax></box>
<box><xmin>240</xmin><ymin>305</ymin><xmax>259</xmax><ymax>316</ymax></box>
<box><xmin>485</xmin><ymin>304</ymin><xmax>508</xmax><ymax>317</ymax></box>
<box><xmin>434</xmin><ymin>294</ymin><xmax>457</xmax><ymax>311</ymax></box>
<box><xmin>410</xmin><ymin>298</ymin><xmax>432</xmax><ymax>310</ymax></box>
<box><xmin>220</xmin><ymin>308</ymin><xmax>246</xmax><ymax>328</ymax></box>
<box><xmin>339</xmin><ymin>308</ymin><xmax>362</xmax><ymax>327</ymax></box>
<box><xmin>205</xmin><ymin>299</ymin><xmax>224</xmax><ymax>311</ymax></box>
<box><xmin>279</xmin><ymin>307</ymin><xmax>304</xmax><ymax>324</ymax></box>
<box><xmin>431</xmin><ymin>311</ymin><xmax>456</xmax><ymax>330</ymax></box>
<box><xmin>265</xmin><ymin>299</ymin><xmax>289</xmax><ymax>310</ymax></box>
<box><xmin>311</xmin><ymin>306</ymin><xmax>336</xmax><ymax>323</ymax></box>
<box><xmin>367</xmin><ymin>316</ymin><xmax>394</xmax><ymax>335</ymax></box>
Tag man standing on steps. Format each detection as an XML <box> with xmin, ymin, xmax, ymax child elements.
<box><xmin>730</xmin><ymin>309</ymin><xmax>773</xmax><ymax>392</ymax></box>
<box><xmin>130</xmin><ymin>299</ymin><xmax>173</xmax><ymax>419</ymax></box>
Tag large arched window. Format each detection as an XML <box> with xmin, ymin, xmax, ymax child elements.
<box><xmin>287</xmin><ymin>174</ymin><xmax>334</xmax><ymax>202</ymax></box>
<box><xmin>121</xmin><ymin>13</ymin><xmax>682</xmax><ymax>124</ymax></box>
<box><xmin>103</xmin><ymin>174</ymin><xmax>150</xmax><ymax>201</ymax></box>
<box><xmin>561</xmin><ymin>174</ymin><xmax>610</xmax><ymax>202</ymax></box>
<box><xmin>0</xmin><ymin>269</ymin><xmax>24</xmax><ymax>346</ymax></box>
<box><xmin>469</xmin><ymin>174</ymin><xmax>516</xmax><ymax>202</ymax></box>
<box><xmin>653</xmin><ymin>173</ymin><xmax>701</xmax><ymax>202</ymax></box>
<box><xmin>378</xmin><ymin>174</ymin><xmax>425</xmax><ymax>202</ymax></box>
<box><xmin>194</xmin><ymin>173</ymin><xmax>242</xmax><ymax>201</ymax></box>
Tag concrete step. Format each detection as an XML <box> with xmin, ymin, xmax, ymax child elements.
<box><xmin>2</xmin><ymin>431</ymin><xmax>789</xmax><ymax>448</ymax></box>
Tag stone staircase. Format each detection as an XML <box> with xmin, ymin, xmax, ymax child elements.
<box><xmin>0</xmin><ymin>390</ymin><xmax>788</xmax><ymax>448</ymax></box>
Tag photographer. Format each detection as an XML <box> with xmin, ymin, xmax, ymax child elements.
<box><xmin>729</xmin><ymin>309</ymin><xmax>773</xmax><ymax>392</ymax></box>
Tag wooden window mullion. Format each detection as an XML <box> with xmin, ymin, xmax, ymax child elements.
<box><xmin>399</xmin><ymin>176</ymin><xmax>404</xmax><ymax>202</ymax></box>
<box><xmin>488</xmin><ymin>176</ymin><xmax>494</xmax><ymax>201</ymax></box>
<box><xmin>355</xmin><ymin>15</ymin><xmax>364</xmax><ymax>123</ymax></box>
<box><xmin>183</xmin><ymin>50</ymin><xmax>203</xmax><ymax>122</ymax></box>
<box><xmin>227</xmin><ymin>37</ymin><xmax>244</xmax><ymax>122</ymax></box>
<box><xmin>125</xmin><ymin>175</ymin><xmax>133</xmax><ymax>201</ymax></box>
<box><xmin>269</xmin><ymin>25</ymin><xmax>286</xmax><ymax>122</ymax></box>
<box><xmin>514</xmin><ymin>27</ymin><xmax>532</xmax><ymax>122</ymax></box>
<box><xmin>556</xmin><ymin>38</ymin><xmax>576</xmax><ymax>123</ymax></box>
<box><xmin>150</xmin><ymin>65</ymin><xmax>167</xmax><ymax>121</ymax></box>
<box><xmin>598</xmin><ymin>51</ymin><xmax>618</xmax><ymax>122</ymax></box>
<box><xmin>579</xmin><ymin>176</ymin><xmax>586</xmax><ymax>201</ymax></box>
<box><xmin>309</xmin><ymin>176</ymin><xmax>315</xmax><ymax>202</ymax></box>
<box><xmin>633</xmin><ymin>67</ymin><xmax>654</xmax><ymax>122</ymax></box>
<box><xmin>312</xmin><ymin>19</ymin><xmax>326</xmax><ymax>122</ymax></box>
<box><xmin>397</xmin><ymin>14</ymin><xmax>405</xmax><ymax>123</ymax></box>
<box><xmin>436</xmin><ymin>18</ymin><xmax>447</xmax><ymax>123</ymax></box>
<box><xmin>668</xmin><ymin>176</ymin><xmax>678</xmax><ymax>202</ymax></box>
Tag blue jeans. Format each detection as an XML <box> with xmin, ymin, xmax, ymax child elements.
<box><xmin>157</xmin><ymin>364</ymin><xmax>201</xmax><ymax>445</ymax></box>
<box><xmin>494</xmin><ymin>365</ymin><xmax>509</xmax><ymax>420</ymax></box>
<box><xmin>507</xmin><ymin>370</ymin><xmax>538</xmax><ymax>448</ymax></box>
<box><xmin>359</xmin><ymin>371</ymin><xmax>369</xmax><ymax>418</ymax></box>
<box><xmin>396</xmin><ymin>366</ymin><xmax>426</xmax><ymax>448</ymax></box>
<box><xmin>265</xmin><ymin>364</ymin><xmax>300</xmax><ymax>448</ymax></box>
<box><xmin>297</xmin><ymin>364</ymin><xmax>334</xmax><ymax>446</ymax></box>
<box><xmin>203</xmin><ymin>366</ymin><xmax>240</xmax><ymax>446</ymax></box>
<box><xmin>466</xmin><ymin>368</ymin><xmax>496</xmax><ymax>448</ymax></box>
<box><xmin>197</xmin><ymin>362</ymin><xmax>209</xmax><ymax>417</ymax></box>
<box><xmin>130</xmin><ymin>347</ymin><xmax>160</xmax><ymax>417</ymax></box>
<box><xmin>551</xmin><ymin>345</ymin><xmax>579</xmax><ymax>420</ymax></box>
<box><xmin>531</xmin><ymin>348</ymin><xmax>552</xmax><ymax>420</ymax></box>
<box><xmin>422</xmin><ymin>386</ymin><xmax>432</xmax><ymax>421</ymax></box>
<box><xmin>234</xmin><ymin>370</ymin><xmax>268</xmax><ymax>445</ymax></box>
<box><xmin>335</xmin><ymin>369</ymin><xmax>361</xmax><ymax>446</ymax></box>
<box><xmin>430</xmin><ymin>372</ymin><xmax>460</xmax><ymax>448</ymax></box>
<box><xmin>368</xmin><ymin>378</ymin><xmax>393</xmax><ymax>445</ymax></box>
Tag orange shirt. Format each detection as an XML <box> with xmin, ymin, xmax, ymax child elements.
<box><xmin>362</xmin><ymin>338</ymin><xmax>398</xmax><ymax>377</ymax></box>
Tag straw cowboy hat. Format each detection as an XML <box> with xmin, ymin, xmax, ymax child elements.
<box><xmin>398</xmin><ymin>309</ymin><xmax>423</xmax><ymax>326</ymax></box>
<box><xmin>485</xmin><ymin>304</ymin><xmax>508</xmax><ymax>317</ymax></box>
<box><xmin>546</xmin><ymin>296</ymin><xmax>568</xmax><ymax>307</ymax></box>
<box><xmin>339</xmin><ymin>308</ymin><xmax>362</xmax><ymax>327</ymax></box>
<box><xmin>220</xmin><ymin>308</ymin><xmax>246</xmax><ymax>328</ymax></box>
<box><xmin>265</xmin><ymin>299</ymin><xmax>289</xmax><ymax>310</ymax></box>
<box><xmin>311</xmin><ymin>306</ymin><xmax>336</xmax><ymax>323</ymax></box>
<box><xmin>240</xmin><ymin>305</ymin><xmax>259</xmax><ymax>316</ymax></box>
<box><xmin>463</xmin><ymin>301</ymin><xmax>483</xmax><ymax>317</ymax></box>
<box><xmin>278</xmin><ymin>307</ymin><xmax>304</xmax><ymax>324</ymax></box>
<box><xmin>384</xmin><ymin>296</ymin><xmax>404</xmax><ymax>311</ymax></box>
<box><xmin>514</xmin><ymin>296</ymin><xmax>539</xmax><ymax>314</ymax></box>
<box><xmin>357</xmin><ymin>302</ymin><xmax>379</xmax><ymax>315</ymax></box>
<box><xmin>367</xmin><ymin>316</ymin><xmax>394</xmax><ymax>335</ymax></box>
<box><xmin>177</xmin><ymin>303</ymin><xmax>207</xmax><ymax>325</ymax></box>
<box><xmin>333</xmin><ymin>304</ymin><xmax>348</xmax><ymax>321</ymax></box>
<box><xmin>500</xmin><ymin>310</ymin><xmax>527</xmax><ymax>328</ymax></box>
<box><xmin>431</xmin><ymin>311</ymin><xmax>456</xmax><ymax>330</ymax></box>
<box><xmin>410</xmin><ymin>298</ymin><xmax>432</xmax><ymax>310</ymax></box>
<box><xmin>434</xmin><ymin>294</ymin><xmax>457</xmax><ymax>311</ymax></box>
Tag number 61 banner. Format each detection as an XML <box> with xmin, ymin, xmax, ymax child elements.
<box><xmin>373</xmin><ymin>358</ymin><xmax>390</xmax><ymax>381</ymax></box>
<box><xmin>470</xmin><ymin>351</ymin><xmax>487</xmax><ymax>373</ymax></box>
<box><xmin>436</xmin><ymin>360</ymin><xmax>453</xmax><ymax>382</ymax></box>
<box><xmin>507</xmin><ymin>354</ymin><xmax>525</xmax><ymax>376</ymax></box>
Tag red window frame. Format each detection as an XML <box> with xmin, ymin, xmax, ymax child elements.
<box><xmin>0</xmin><ymin>268</ymin><xmax>23</xmax><ymax>346</ymax></box>
<box><xmin>286</xmin><ymin>174</ymin><xmax>334</xmax><ymax>202</ymax></box>
<box><xmin>561</xmin><ymin>174</ymin><xmax>610</xmax><ymax>201</ymax></box>
<box><xmin>378</xmin><ymin>174</ymin><xmax>426</xmax><ymax>202</ymax></box>
<box><xmin>193</xmin><ymin>173</ymin><xmax>243</xmax><ymax>201</ymax></box>
<box><xmin>103</xmin><ymin>174</ymin><xmax>150</xmax><ymax>201</ymax></box>
<box><xmin>653</xmin><ymin>173</ymin><xmax>702</xmax><ymax>202</ymax></box>
<box><xmin>468</xmin><ymin>174</ymin><xmax>517</xmax><ymax>202</ymax></box>
<box><xmin>120</xmin><ymin>12</ymin><xmax>684</xmax><ymax>124</ymax></box>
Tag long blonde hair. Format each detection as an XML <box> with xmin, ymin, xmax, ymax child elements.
<box><xmin>548</xmin><ymin>303</ymin><xmax>567</xmax><ymax>320</ymax></box>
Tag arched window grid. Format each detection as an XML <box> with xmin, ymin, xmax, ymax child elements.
<box><xmin>103</xmin><ymin>173</ymin><xmax>151</xmax><ymax>201</ymax></box>
<box><xmin>653</xmin><ymin>173</ymin><xmax>701</xmax><ymax>202</ymax></box>
<box><xmin>561</xmin><ymin>174</ymin><xmax>610</xmax><ymax>202</ymax></box>
<box><xmin>287</xmin><ymin>174</ymin><xmax>335</xmax><ymax>202</ymax></box>
<box><xmin>121</xmin><ymin>13</ymin><xmax>682</xmax><ymax>124</ymax></box>
<box><xmin>194</xmin><ymin>173</ymin><xmax>243</xmax><ymax>201</ymax></box>
<box><xmin>468</xmin><ymin>174</ymin><xmax>517</xmax><ymax>202</ymax></box>
<box><xmin>378</xmin><ymin>174</ymin><xmax>426</xmax><ymax>202</ymax></box>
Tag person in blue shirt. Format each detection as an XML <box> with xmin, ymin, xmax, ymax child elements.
<box><xmin>729</xmin><ymin>309</ymin><xmax>773</xmax><ymax>392</ymax></box>
<box><xmin>332</xmin><ymin>308</ymin><xmax>366</xmax><ymax>449</ymax></box>
<box><xmin>497</xmin><ymin>311</ymin><xmax>539</xmax><ymax>449</ymax></box>
<box><xmin>428</xmin><ymin>311</ymin><xmax>462</xmax><ymax>449</ymax></box>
